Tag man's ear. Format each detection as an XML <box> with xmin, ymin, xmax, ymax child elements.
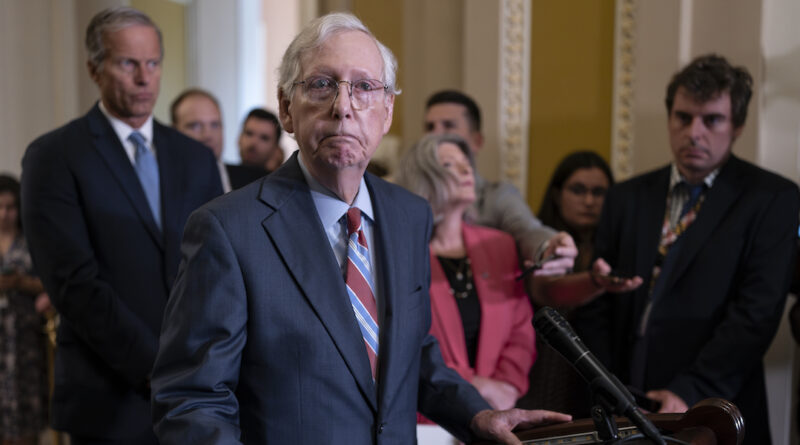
<box><xmin>382</xmin><ymin>94</ymin><xmax>395</xmax><ymax>135</ymax></box>
<box><xmin>278</xmin><ymin>89</ymin><xmax>294</xmax><ymax>134</ymax></box>
<box><xmin>471</xmin><ymin>130</ymin><xmax>484</xmax><ymax>154</ymax></box>
<box><xmin>87</xmin><ymin>61</ymin><xmax>100</xmax><ymax>84</ymax></box>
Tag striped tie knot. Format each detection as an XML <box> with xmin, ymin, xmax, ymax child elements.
<box><xmin>347</xmin><ymin>207</ymin><xmax>367</xmax><ymax>247</ymax></box>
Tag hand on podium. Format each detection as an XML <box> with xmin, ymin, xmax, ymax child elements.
<box><xmin>470</xmin><ymin>408</ymin><xmax>572</xmax><ymax>445</ymax></box>
<box><xmin>646</xmin><ymin>389</ymin><xmax>689</xmax><ymax>413</ymax></box>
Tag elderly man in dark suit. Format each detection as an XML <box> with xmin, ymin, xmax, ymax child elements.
<box><xmin>151</xmin><ymin>12</ymin><xmax>569</xmax><ymax>445</ymax></box>
<box><xmin>21</xmin><ymin>7</ymin><xmax>222</xmax><ymax>445</ymax></box>
<box><xmin>574</xmin><ymin>54</ymin><xmax>799</xmax><ymax>445</ymax></box>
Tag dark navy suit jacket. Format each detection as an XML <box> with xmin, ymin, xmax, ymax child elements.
<box><xmin>151</xmin><ymin>153</ymin><xmax>491</xmax><ymax>444</ymax></box>
<box><xmin>21</xmin><ymin>103</ymin><xmax>223</xmax><ymax>438</ymax></box>
<box><xmin>574</xmin><ymin>155</ymin><xmax>799</xmax><ymax>445</ymax></box>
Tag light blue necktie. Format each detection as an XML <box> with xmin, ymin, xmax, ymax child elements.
<box><xmin>129</xmin><ymin>131</ymin><xmax>161</xmax><ymax>230</ymax></box>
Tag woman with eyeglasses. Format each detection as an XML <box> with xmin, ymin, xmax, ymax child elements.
<box><xmin>538</xmin><ymin>151</ymin><xmax>614</xmax><ymax>273</ymax></box>
<box><xmin>518</xmin><ymin>151</ymin><xmax>627</xmax><ymax>417</ymax></box>
<box><xmin>397</xmin><ymin>134</ymin><xmax>535</xmax><ymax>416</ymax></box>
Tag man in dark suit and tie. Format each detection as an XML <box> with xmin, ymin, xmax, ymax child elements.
<box><xmin>151</xmin><ymin>12</ymin><xmax>569</xmax><ymax>445</ymax></box>
<box><xmin>574</xmin><ymin>54</ymin><xmax>799</xmax><ymax>445</ymax></box>
<box><xmin>21</xmin><ymin>7</ymin><xmax>222</xmax><ymax>444</ymax></box>
<box><xmin>170</xmin><ymin>89</ymin><xmax>266</xmax><ymax>192</ymax></box>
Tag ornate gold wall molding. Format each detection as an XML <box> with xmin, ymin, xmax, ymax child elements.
<box><xmin>499</xmin><ymin>0</ymin><xmax>530</xmax><ymax>194</ymax></box>
<box><xmin>611</xmin><ymin>0</ymin><xmax>637</xmax><ymax>180</ymax></box>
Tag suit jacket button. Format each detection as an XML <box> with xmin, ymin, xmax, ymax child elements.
<box><xmin>378</xmin><ymin>422</ymin><xmax>385</xmax><ymax>434</ymax></box>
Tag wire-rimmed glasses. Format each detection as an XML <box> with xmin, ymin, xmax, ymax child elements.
<box><xmin>293</xmin><ymin>76</ymin><xmax>389</xmax><ymax>110</ymax></box>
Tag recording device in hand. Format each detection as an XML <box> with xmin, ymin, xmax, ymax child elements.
<box><xmin>534</xmin><ymin>307</ymin><xmax>666</xmax><ymax>445</ymax></box>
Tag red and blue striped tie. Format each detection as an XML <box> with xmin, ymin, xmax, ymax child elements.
<box><xmin>345</xmin><ymin>207</ymin><xmax>379</xmax><ymax>380</ymax></box>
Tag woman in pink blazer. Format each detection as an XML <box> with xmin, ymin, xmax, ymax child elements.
<box><xmin>397</xmin><ymin>134</ymin><xmax>535</xmax><ymax>410</ymax></box>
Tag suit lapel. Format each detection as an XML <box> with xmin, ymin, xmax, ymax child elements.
<box><xmin>366</xmin><ymin>175</ymin><xmax>417</xmax><ymax>413</ymax></box>
<box><xmin>632</xmin><ymin>168</ymin><xmax>670</xmax><ymax>320</ymax></box>
<box><xmin>88</xmin><ymin>105</ymin><xmax>163</xmax><ymax>248</ymax></box>
<box><xmin>259</xmin><ymin>157</ymin><xmax>378</xmax><ymax>411</ymax></box>
<box><xmin>154</xmin><ymin>122</ymin><xmax>182</xmax><ymax>249</ymax></box>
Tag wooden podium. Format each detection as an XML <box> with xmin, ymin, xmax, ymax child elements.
<box><xmin>474</xmin><ymin>398</ymin><xmax>744</xmax><ymax>445</ymax></box>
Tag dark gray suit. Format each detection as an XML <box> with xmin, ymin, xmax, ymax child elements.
<box><xmin>21</xmin><ymin>103</ymin><xmax>223</xmax><ymax>440</ymax></box>
<box><xmin>151</xmin><ymin>153</ymin><xmax>490</xmax><ymax>444</ymax></box>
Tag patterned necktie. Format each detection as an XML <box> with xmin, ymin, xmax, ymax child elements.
<box><xmin>680</xmin><ymin>183</ymin><xmax>705</xmax><ymax>218</ymax></box>
<box><xmin>345</xmin><ymin>207</ymin><xmax>379</xmax><ymax>379</ymax></box>
<box><xmin>129</xmin><ymin>131</ymin><xmax>161</xmax><ymax>230</ymax></box>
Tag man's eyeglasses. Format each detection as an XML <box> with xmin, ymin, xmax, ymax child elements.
<box><xmin>293</xmin><ymin>76</ymin><xmax>388</xmax><ymax>110</ymax></box>
<box><xmin>565</xmin><ymin>184</ymin><xmax>607</xmax><ymax>198</ymax></box>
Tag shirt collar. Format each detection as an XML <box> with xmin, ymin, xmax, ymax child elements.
<box><xmin>297</xmin><ymin>154</ymin><xmax>374</xmax><ymax>228</ymax></box>
<box><xmin>98</xmin><ymin>100</ymin><xmax>154</xmax><ymax>146</ymax></box>
<box><xmin>669</xmin><ymin>163</ymin><xmax>719</xmax><ymax>192</ymax></box>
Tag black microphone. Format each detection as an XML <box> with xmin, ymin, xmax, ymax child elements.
<box><xmin>534</xmin><ymin>307</ymin><xmax>666</xmax><ymax>445</ymax></box>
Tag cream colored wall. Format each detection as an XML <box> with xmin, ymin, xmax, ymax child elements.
<box><xmin>0</xmin><ymin>0</ymin><xmax>126</xmax><ymax>178</ymax></box>
<box><xmin>760</xmin><ymin>2</ymin><xmax>800</xmax><ymax>443</ymax></box>
<box><xmin>131</xmin><ymin>0</ymin><xmax>186</xmax><ymax>124</ymax></box>
<box><xmin>760</xmin><ymin>0</ymin><xmax>800</xmax><ymax>183</ymax></box>
<box><xmin>400</xmin><ymin>0</ymin><xmax>465</xmax><ymax>154</ymax></box>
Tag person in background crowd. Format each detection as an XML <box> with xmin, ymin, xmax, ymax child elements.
<box><xmin>397</xmin><ymin>134</ymin><xmax>535</xmax><ymax>413</ymax></box>
<box><xmin>538</xmin><ymin>151</ymin><xmax>614</xmax><ymax>273</ymax></box>
<box><xmin>0</xmin><ymin>174</ymin><xmax>50</xmax><ymax>445</ymax></box>
<box><xmin>171</xmin><ymin>89</ymin><xmax>265</xmax><ymax>191</ymax></box>
<box><xmin>517</xmin><ymin>151</ymin><xmax>614</xmax><ymax>417</ymax></box>
<box><xmin>265</xmin><ymin>143</ymin><xmax>286</xmax><ymax>172</ymax></box>
<box><xmin>21</xmin><ymin>7</ymin><xmax>222</xmax><ymax>444</ymax></box>
<box><xmin>423</xmin><ymin>90</ymin><xmax>577</xmax><ymax>281</ymax></box>
<box><xmin>573</xmin><ymin>54</ymin><xmax>799</xmax><ymax>445</ymax></box>
<box><xmin>238</xmin><ymin>107</ymin><xmax>283</xmax><ymax>172</ymax></box>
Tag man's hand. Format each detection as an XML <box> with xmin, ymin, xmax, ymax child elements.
<box><xmin>534</xmin><ymin>232</ymin><xmax>577</xmax><ymax>276</ymax></box>
<box><xmin>35</xmin><ymin>293</ymin><xmax>52</xmax><ymax>313</ymax></box>
<box><xmin>471</xmin><ymin>376</ymin><xmax>519</xmax><ymax>410</ymax></box>
<box><xmin>470</xmin><ymin>408</ymin><xmax>572</xmax><ymax>445</ymax></box>
<box><xmin>646</xmin><ymin>389</ymin><xmax>688</xmax><ymax>413</ymax></box>
<box><xmin>590</xmin><ymin>258</ymin><xmax>643</xmax><ymax>293</ymax></box>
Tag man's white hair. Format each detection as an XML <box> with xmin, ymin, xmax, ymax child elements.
<box><xmin>277</xmin><ymin>12</ymin><xmax>400</xmax><ymax>100</ymax></box>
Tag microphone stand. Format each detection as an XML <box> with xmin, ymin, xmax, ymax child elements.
<box><xmin>590</xmin><ymin>394</ymin><xmax>620</xmax><ymax>442</ymax></box>
<box><xmin>534</xmin><ymin>307</ymin><xmax>667</xmax><ymax>444</ymax></box>
<box><xmin>587</xmin><ymin>372</ymin><xmax>666</xmax><ymax>444</ymax></box>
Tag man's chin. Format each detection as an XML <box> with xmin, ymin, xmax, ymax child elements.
<box><xmin>317</xmin><ymin>154</ymin><xmax>367</xmax><ymax>171</ymax></box>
